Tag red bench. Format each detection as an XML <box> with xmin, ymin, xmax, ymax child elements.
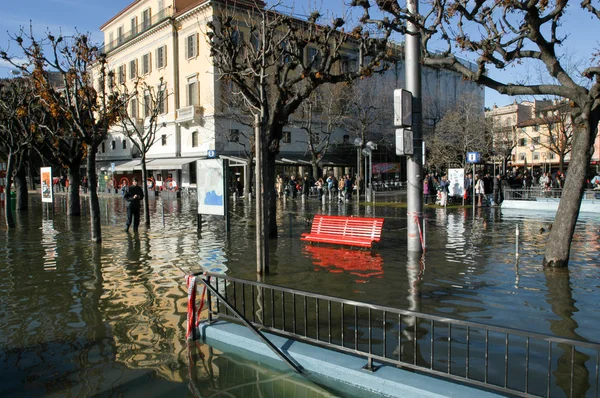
<box><xmin>301</xmin><ymin>215</ymin><xmax>384</xmax><ymax>248</ymax></box>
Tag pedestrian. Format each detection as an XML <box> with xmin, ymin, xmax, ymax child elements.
<box><xmin>276</xmin><ymin>175</ymin><xmax>284</xmax><ymax>198</ymax></box>
<box><xmin>326</xmin><ymin>174</ymin><xmax>337</xmax><ymax>201</ymax></box>
<box><xmin>423</xmin><ymin>177</ymin><xmax>431</xmax><ymax>204</ymax></box>
<box><xmin>344</xmin><ymin>175</ymin><xmax>353</xmax><ymax>201</ymax></box>
<box><xmin>235</xmin><ymin>177</ymin><xmax>243</xmax><ymax>197</ymax></box>
<box><xmin>439</xmin><ymin>175</ymin><xmax>450</xmax><ymax>206</ymax></box>
<box><xmin>316</xmin><ymin>177</ymin><xmax>324</xmax><ymax>199</ymax></box>
<box><xmin>483</xmin><ymin>173</ymin><xmax>493</xmax><ymax>206</ymax></box>
<box><xmin>81</xmin><ymin>176</ymin><xmax>89</xmax><ymax>194</ymax></box>
<box><xmin>493</xmin><ymin>174</ymin><xmax>502</xmax><ymax>205</ymax></box>
<box><xmin>289</xmin><ymin>175</ymin><xmax>297</xmax><ymax>199</ymax></box>
<box><xmin>464</xmin><ymin>173</ymin><xmax>473</xmax><ymax>203</ymax></box>
<box><xmin>124</xmin><ymin>177</ymin><xmax>144</xmax><ymax>233</ymax></box>
<box><xmin>474</xmin><ymin>174</ymin><xmax>485</xmax><ymax>207</ymax></box>
<box><xmin>338</xmin><ymin>176</ymin><xmax>345</xmax><ymax>202</ymax></box>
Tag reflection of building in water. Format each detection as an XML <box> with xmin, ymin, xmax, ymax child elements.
<box><xmin>41</xmin><ymin>220</ymin><xmax>58</xmax><ymax>270</ymax></box>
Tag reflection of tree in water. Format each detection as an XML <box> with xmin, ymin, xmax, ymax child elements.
<box><xmin>544</xmin><ymin>267</ymin><xmax>590</xmax><ymax>397</ymax></box>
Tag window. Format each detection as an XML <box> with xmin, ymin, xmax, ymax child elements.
<box><xmin>142</xmin><ymin>53</ymin><xmax>151</xmax><ymax>75</ymax></box>
<box><xmin>231</xmin><ymin>29</ymin><xmax>243</xmax><ymax>46</ymax></box>
<box><xmin>118</xmin><ymin>65</ymin><xmax>126</xmax><ymax>84</ymax></box>
<box><xmin>340</xmin><ymin>55</ymin><xmax>357</xmax><ymax>73</ymax></box>
<box><xmin>129</xmin><ymin>59</ymin><xmax>137</xmax><ymax>80</ymax></box>
<box><xmin>187</xmin><ymin>77</ymin><xmax>198</xmax><ymax>106</ymax></box>
<box><xmin>131</xmin><ymin>16</ymin><xmax>138</xmax><ymax>35</ymax></box>
<box><xmin>142</xmin><ymin>8</ymin><xmax>151</xmax><ymax>30</ymax></box>
<box><xmin>519</xmin><ymin>153</ymin><xmax>526</xmax><ymax>161</ymax></box>
<box><xmin>123</xmin><ymin>140</ymin><xmax>127</xmax><ymax>150</ymax></box>
<box><xmin>186</xmin><ymin>34</ymin><xmax>198</xmax><ymax>59</ymax></box>
<box><xmin>107</xmin><ymin>72</ymin><xmax>115</xmax><ymax>89</ymax></box>
<box><xmin>282</xmin><ymin>131</ymin><xmax>291</xmax><ymax>143</ymax></box>
<box><xmin>161</xmin><ymin>134</ymin><xmax>167</xmax><ymax>146</ymax></box>
<box><xmin>307</xmin><ymin>47</ymin><xmax>321</xmax><ymax>67</ymax></box>
<box><xmin>343</xmin><ymin>135</ymin><xmax>350</xmax><ymax>143</ymax></box>
<box><xmin>157</xmin><ymin>84</ymin><xmax>167</xmax><ymax>114</ymax></box>
<box><xmin>533</xmin><ymin>125</ymin><xmax>540</xmax><ymax>132</ymax></box>
<box><xmin>156</xmin><ymin>45</ymin><xmax>166</xmax><ymax>69</ymax></box>
<box><xmin>228</xmin><ymin>129</ymin><xmax>239</xmax><ymax>142</ymax></box>
<box><xmin>533</xmin><ymin>152</ymin><xmax>540</xmax><ymax>161</ymax></box>
<box><xmin>250</xmin><ymin>32</ymin><xmax>259</xmax><ymax>50</ymax></box>
<box><xmin>111</xmin><ymin>140</ymin><xmax>116</xmax><ymax>150</ymax></box>
<box><xmin>549</xmin><ymin>152</ymin><xmax>556</xmax><ymax>160</ymax></box>
<box><xmin>101</xmin><ymin>142</ymin><xmax>106</xmax><ymax>153</ymax></box>
<box><xmin>144</xmin><ymin>92</ymin><xmax>152</xmax><ymax>118</ymax></box>
<box><xmin>532</xmin><ymin>136</ymin><xmax>540</xmax><ymax>145</ymax></box>
<box><xmin>117</xmin><ymin>26</ymin><xmax>124</xmax><ymax>44</ymax></box>
<box><xmin>518</xmin><ymin>138</ymin><xmax>527</xmax><ymax>146</ymax></box>
<box><xmin>108</xmin><ymin>32</ymin><xmax>114</xmax><ymax>45</ymax></box>
<box><xmin>191</xmin><ymin>131</ymin><xmax>198</xmax><ymax>147</ymax></box>
<box><xmin>129</xmin><ymin>97</ymin><xmax>138</xmax><ymax>118</ymax></box>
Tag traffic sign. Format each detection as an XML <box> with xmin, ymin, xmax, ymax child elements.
<box><xmin>207</xmin><ymin>150</ymin><xmax>216</xmax><ymax>158</ymax></box>
<box><xmin>395</xmin><ymin>128</ymin><xmax>414</xmax><ymax>156</ymax></box>
<box><xmin>466</xmin><ymin>152</ymin><xmax>480</xmax><ymax>164</ymax></box>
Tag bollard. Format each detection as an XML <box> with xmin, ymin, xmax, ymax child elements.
<box><xmin>515</xmin><ymin>224</ymin><xmax>520</xmax><ymax>257</ymax></box>
<box><xmin>301</xmin><ymin>194</ymin><xmax>305</xmax><ymax>205</ymax></box>
<box><xmin>321</xmin><ymin>194</ymin><xmax>326</xmax><ymax>205</ymax></box>
<box><xmin>233</xmin><ymin>192</ymin><xmax>237</xmax><ymax>201</ymax></box>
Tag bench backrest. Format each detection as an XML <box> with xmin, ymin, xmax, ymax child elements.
<box><xmin>310</xmin><ymin>215</ymin><xmax>384</xmax><ymax>241</ymax></box>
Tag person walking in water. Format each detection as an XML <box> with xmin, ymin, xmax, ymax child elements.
<box><xmin>124</xmin><ymin>177</ymin><xmax>144</xmax><ymax>233</ymax></box>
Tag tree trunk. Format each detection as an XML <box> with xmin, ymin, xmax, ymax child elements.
<box><xmin>559</xmin><ymin>157</ymin><xmax>565</xmax><ymax>174</ymax></box>
<box><xmin>87</xmin><ymin>149</ymin><xmax>102</xmax><ymax>243</ymax></box>
<box><xmin>141</xmin><ymin>158</ymin><xmax>150</xmax><ymax>228</ymax></box>
<box><xmin>27</xmin><ymin>156</ymin><xmax>36</xmax><ymax>191</ymax></box>
<box><xmin>544</xmin><ymin>115</ymin><xmax>596</xmax><ymax>267</ymax></box>
<box><xmin>4</xmin><ymin>154</ymin><xmax>15</xmax><ymax>228</ymax></box>
<box><xmin>67</xmin><ymin>163</ymin><xmax>81</xmax><ymax>217</ymax></box>
<box><xmin>311</xmin><ymin>159</ymin><xmax>319</xmax><ymax>181</ymax></box>
<box><xmin>14</xmin><ymin>165</ymin><xmax>28</xmax><ymax>212</ymax></box>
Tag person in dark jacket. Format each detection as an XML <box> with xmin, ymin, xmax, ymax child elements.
<box><xmin>124</xmin><ymin>177</ymin><xmax>144</xmax><ymax>233</ymax></box>
<box><xmin>493</xmin><ymin>174</ymin><xmax>502</xmax><ymax>205</ymax></box>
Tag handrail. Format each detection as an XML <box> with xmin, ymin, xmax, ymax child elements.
<box><xmin>197</xmin><ymin>272</ymin><xmax>600</xmax><ymax>397</ymax></box>
<box><xmin>198</xmin><ymin>275</ymin><xmax>302</xmax><ymax>374</ymax></box>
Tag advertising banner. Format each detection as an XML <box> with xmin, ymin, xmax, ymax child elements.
<box><xmin>197</xmin><ymin>159</ymin><xmax>225</xmax><ymax>216</ymax></box>
<box><xmin>448</xmin><ymin>168</ymin><xmax>465</xmax><ymax>197</ymax></box>
<box><xmin>40</xmin><ymin>167</ymin><xmax>53</xmax><ymax>203</ymax></box>
<box><xmin>372</xmin><ymin>163</ymin><xmax>401</xmax><ymax>175</ymax></box>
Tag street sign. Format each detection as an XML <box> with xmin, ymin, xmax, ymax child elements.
<box><xmin>207</xmin><ymin>150</ymin><xmax>216</xmax><ymax>158</ymax></box>
<box><xmin>395</xmin><ymin>128</ymin><xmax>414</xmax><ymax>156</ymax></box>
<box><xmin>466</xmin><ymin>152</ymin><xmax>480</xmax><ymax>164</ymax></box>
<box><xmin>393</xmin><ymin>89</ymin><xmax>412</xmax><ymax>127</ymax></box>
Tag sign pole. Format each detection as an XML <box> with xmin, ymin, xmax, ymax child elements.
<box><xmin>223</xmin><ymin>159</ymin><xmax>230</xmax><ymax>233</ymax></box>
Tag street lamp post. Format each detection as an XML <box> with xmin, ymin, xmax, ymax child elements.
<box><xmin>354</xmin><ymin>138</ymin><xmax>363</xmax><ymax>202</ymax></box>
<box><xmin>529</xmin><ymin>144</ymin><xmax>535</xmax><ymax>180</ymax></box>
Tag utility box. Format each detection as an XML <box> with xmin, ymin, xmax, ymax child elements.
<box><xmin>396</xmin><ymin>128</ymin><xmax>414</xmax><ymax>156</ymax></box>
<box><xmin>393</xmin><ymin>89</ymin><xmax>412</xmax><ymax>127</ymax></box>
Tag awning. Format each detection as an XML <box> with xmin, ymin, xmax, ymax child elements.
<box><xmin>97</xmin><ymin>160</ymin><xmax>130</xmax><ymax>171</ymax></box>
<box><xmin>114</xmin><ymin>159</ymin><xmax>145</xmax><ymax>172</ymax></box>
<box><xmin>145</xmin><ymin>157</ymin><xmax>201</xmax><ymax>170</ymax></box>
<box><xmin>220</xmin><ymin>155</ymin><xmax>249</xmax><ymax>167</ymax></box>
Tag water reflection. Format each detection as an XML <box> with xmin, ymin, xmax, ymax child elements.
<box><xmin>0</xmin><ymin>195</ymin><xmax>599</xmax><ymax>395</ymax></box>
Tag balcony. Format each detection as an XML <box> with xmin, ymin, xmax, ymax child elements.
<box><xmin>176</xmin><ymin>105</ymin><xmax>203</xmax><ymax>127</ymax></box>
<box><xmin>101</xmin><ymin>8</ymin><xmax>172</xmax><ymax>54</ymax></box>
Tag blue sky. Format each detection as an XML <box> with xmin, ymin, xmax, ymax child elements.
<box><xmin>1</xmin><ymin>0</ymin><xmax>598</xmax><ymax>108</ymax></box>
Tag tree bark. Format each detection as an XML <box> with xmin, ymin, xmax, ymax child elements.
<box><xmin>87</xmin><ymin>149</ymin><xmax>102</xmax><ymax>243</ymax></box>
<box><xmin>266</xmin><ymin>151</ymin><xmax>278</xmax><ymax>239</ymax></box>
<box><xmin>67</xmin><ymin>163</ymin><xmax>81</xmax><ymax>217</ymax></box>
<box><xmin>14</xmin><ymin>165</ymin><xmax>28</xmax><ymax>212</ymax></box>
<box><xmin>544</xmin><ymin>114</ymin><xmax>597</xmax><ymax>267</ymax></box>
<box><xmin>4</xmin><ymin>154</ymin><xmax>15</xmax><ymax>228</ymax></box>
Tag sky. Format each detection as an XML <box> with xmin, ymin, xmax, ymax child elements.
<box><xmin>1</xmin><ymin>0</ymin><xmax>599</xmax><ymax>109</ymax></box>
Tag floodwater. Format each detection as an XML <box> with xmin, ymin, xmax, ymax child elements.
<box><xmin>0</xmin><ymin>192</ymin><xmax>599</xmax><ymax>397</ymax></box>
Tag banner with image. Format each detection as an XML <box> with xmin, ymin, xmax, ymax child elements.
<box><xmin>41</xmin><ymin>167</ymin><xmax>53</xmax><ymax>203</ymax></box>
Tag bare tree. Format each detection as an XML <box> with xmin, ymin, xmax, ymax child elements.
<box><xmin>207</xmin><ymin>3</ymin><xmax>391</xmax><ymax>241</ymax></box>
<box><xmin>2</xmin><ymin>32</ymin><xmax>126</xmax><ymax>243</ymax></box>
<box><xmin>115</xmin><ymin>78</ymin><xmax>168</xmax><ymax>228</ymax></box>
<box><xmin>356</xmin><ymin>0</ymin><xmax>600</xmax><ymax>267</ymax></box>
<box><xmin>293</xmin><ymin>84</ymin><xmax>346</xmax><ymax>181</ymax></box>
<box><xmin>428</xmin><ymin>94</ymin><xmax>491</xmax><ymax>172</ymax></box>
<box><xmin>0</xmin><ymin>78</ymin><xmax>39</xmax><ymax>227</ymax></box>
<box><xmin>532</xmin><ymin>102</ymin><xmax>575</xmax><ymax>174</ymax></box>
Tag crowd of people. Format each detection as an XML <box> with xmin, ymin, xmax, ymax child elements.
<box><xmin>275</xmin><ymin>173</ymin><xmax>358</xmax><ymax>202</ymax></box>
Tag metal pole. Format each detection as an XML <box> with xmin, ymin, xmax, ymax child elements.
<box><xmin>255</xmin><ymin>113</ymin><xmax>265</xmax><ymax>275</ymax></box>
<box><xmin>364</xmin><ymin>153</ymin><xmax>368</xmax><ymax>202</ymax></box>
<box><xmin>356</xmin><ymin>147</ymin><xmax>360</xmax><ymax>203</ymax></box>
<box><xmin>406</xmin><ymin>0</ymin><xmax>423</xmax><ymax>253</ymax></box>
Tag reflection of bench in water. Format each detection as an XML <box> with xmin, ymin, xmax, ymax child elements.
<box><xmin>303</xmin><ymin>245</ymin><xmax>383</xmax><ymax>278</ymax></box>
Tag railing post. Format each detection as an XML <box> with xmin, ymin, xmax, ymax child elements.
<box><xmin>206</xmin><ymin>275</ymin><xmax>213</xmax><ymax>324</ymax></box>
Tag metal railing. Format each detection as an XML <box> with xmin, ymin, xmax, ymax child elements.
<box><xmin>198</xmin><ymin>272</ymin><xmax>600</xmax><ymax>397</ymax></box>
<box><xmin>504</xmin><ymin>188</ymin><xmax>600</xmax><ymax>201</ymax></box>
<box><xmin>101</xmin><ymin>8</ymin><xmax>172</xmax><ymax>53</ymax></box>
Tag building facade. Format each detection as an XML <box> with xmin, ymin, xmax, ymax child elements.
<box><xmin>96</xmin><ymin>0</ymin><xmax>485</xmax><ymax>189</ymax></box>
<box><xmin>487</xmin><ymin>100</ymin><xmax>600</xmax><ymax>177</ymax></box>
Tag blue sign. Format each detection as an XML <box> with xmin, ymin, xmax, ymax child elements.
<box><xmin>207</xmin><ymin>150</ymin><xmax>216</xmax><ymax>159</ymax></box>
<box><xmin>466</xmin><ymin>152</ymin><xmax>480</xmax><ymax>164</ymax></box>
